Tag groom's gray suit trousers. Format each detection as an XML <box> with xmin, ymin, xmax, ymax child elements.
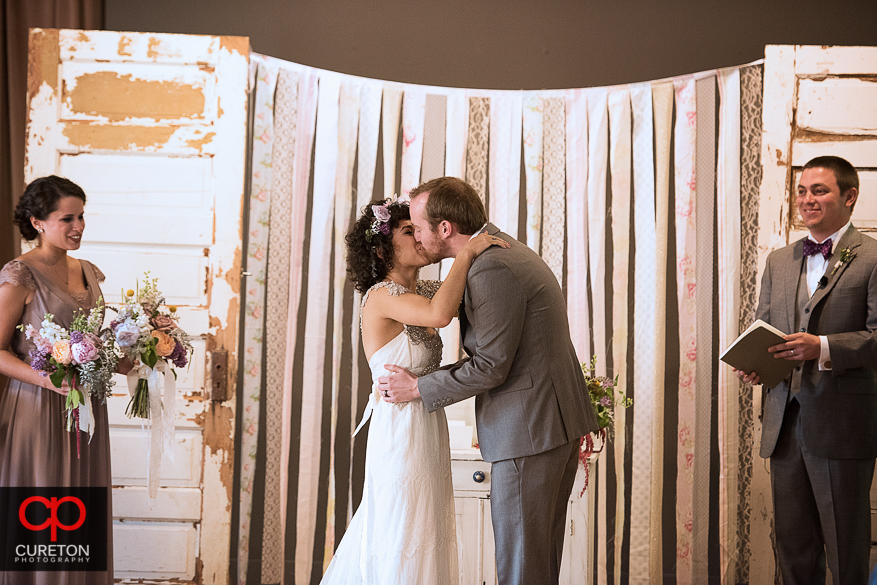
<box><xmin>489</xmin><ymin>439</ymin><xmax>580</xmax><ymax>585</ymax></box>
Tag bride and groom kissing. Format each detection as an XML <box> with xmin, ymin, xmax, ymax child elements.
<box><xmin>321</xmin><ymin>176</ymin><xmax>599</xmax><ymax>585</ymax></box>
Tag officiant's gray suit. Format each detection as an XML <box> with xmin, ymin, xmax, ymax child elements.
<box><xmin>756</xmin><ymin>225</ymin><xmax>877</xmax><ymax>584</ymax></box>
<box><xmin>418</xmin><ymin>223</ymin><xmax>599</xmax><ymax>585</ymax></box>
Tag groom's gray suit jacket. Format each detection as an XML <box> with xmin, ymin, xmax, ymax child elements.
<box><xmin>418</xmin><ymin>223</ymin><xmax>599</xmax><ymax>463</ymax></box>
<box><xmin>757</xmin><ymin>225</ymin><xmax>877</xmax><ymax>460</ymax></box>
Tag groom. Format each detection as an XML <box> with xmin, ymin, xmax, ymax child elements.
<box><xmin>379</xmin><ymin>176</ymin><xmax>599</xmax><ymax>585</ymax></box>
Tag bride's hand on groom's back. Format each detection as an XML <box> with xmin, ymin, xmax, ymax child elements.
<box><xmin>378</xmin><ymin>365</ymin><xmax>420</xmax><ymax>403</ymax></box>
<box><xmin>460</xmin><ymin>233</ymin><xmax>510</xmax><ymax>261</ymax></box>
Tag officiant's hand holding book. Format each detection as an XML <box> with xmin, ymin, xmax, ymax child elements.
<box><xmin>721</xmin><ymin>319</ymin><xmax>805</xmax><ymax>388</ymax></box>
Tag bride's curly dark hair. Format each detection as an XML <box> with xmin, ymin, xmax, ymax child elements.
<box><xmin>346</xmin><ymin>199</ymin><xmax>411</xmax><ymax>294</ymax></box>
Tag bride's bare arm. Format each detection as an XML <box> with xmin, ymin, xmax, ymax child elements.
<box><xmin>0</xmin><ymin>282</ymin><xmax>69</xmax><ymax>395</ymax></box>
<box><xmin>371</xmin><ymin>232</ymin><xmax>509</xmax><ymax>328</ymax></box>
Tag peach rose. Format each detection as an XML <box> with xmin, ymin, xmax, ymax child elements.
<box><xmin>51</xmin><ymin>340</ymin><xmax>73</xmax><ymax>365</ymax></box>
<box><xmin>151</xmin><ymin>330</ymin><xmax>176</xmax><ymax>357</ymax></box>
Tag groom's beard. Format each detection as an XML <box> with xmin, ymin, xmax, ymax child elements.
<box><xmin>421</xmin><ymin>233</ymin><xmax>453</xmax><ymax>263</ymax></box>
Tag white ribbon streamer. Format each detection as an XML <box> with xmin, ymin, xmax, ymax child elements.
<box><xmin>77</xmin><ymin>395</ymin><xmax>94</xmax><ymax>441</ymax></box>
<box><xmin>127</xmin><ymin>361</ymin><xmax>176</xmax><ymax>499</ymax></box>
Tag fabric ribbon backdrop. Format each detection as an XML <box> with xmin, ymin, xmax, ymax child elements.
<box><xmin>234</xmin><ymin>52</ymin><xmax>768</xmax><ymax>585</ymax></box>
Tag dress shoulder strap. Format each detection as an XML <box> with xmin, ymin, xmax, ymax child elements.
<box><xmin>360</xmin><ymin>280</ymin><xmax>411</xmax><ymax>309</ymax></box>
<box><xmin>0</xmin><ymin>260</ymin><xmax>37</xmax><ymax>292</ymax></box>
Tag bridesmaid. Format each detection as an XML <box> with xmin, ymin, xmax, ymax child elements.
<box><xmin>0</xmin><ymin>176</ymin><xmax>126</xmax><ymax>584</ymax></box>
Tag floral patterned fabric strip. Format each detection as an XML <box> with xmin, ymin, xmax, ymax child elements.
<box><xmin>238</xmin><ymin>61</ymin><xmax>278</xmax><ymax>585</ymax></box>
<box><xmin>673</xmin><ymin>76</ymin><xmax>698</xmax><ymax>583</ymax></box>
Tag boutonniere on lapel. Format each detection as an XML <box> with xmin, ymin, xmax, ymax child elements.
<box><xmin>830</xmin><ymin>247</ymin><xmax>857</xmax><ymax>276</ymax></box>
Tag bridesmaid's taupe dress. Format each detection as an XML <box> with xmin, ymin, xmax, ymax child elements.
<box><xmin>0</xmin><ymin>258</ymin><xmax>112</xmax><ymax>584</ymax></box>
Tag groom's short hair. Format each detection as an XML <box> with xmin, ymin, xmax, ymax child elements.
<box><xmin>409</xmin><ymin>177</ymin><xmax>487</xmax><ymax>235</ymax></box>
<box><xmin>803</xmin><ymin>155</ymin><xmax>859</xmax><ymax>196</ymax></box>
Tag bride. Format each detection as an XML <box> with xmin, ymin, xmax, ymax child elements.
<box><xmin>319</xmin><ymin>199</ymin><xmax>507</xmax><ymax>585</ymax></box>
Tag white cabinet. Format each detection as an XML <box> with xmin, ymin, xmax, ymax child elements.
<box><xmin>452</xmin><ymin>449</ymin><xmax>496</xmax><ymax>585</ymax></box>
<box><xmin>451</xmin><ymin>448</ymin><xmax>594</xmax><ymax>585</ymax></box>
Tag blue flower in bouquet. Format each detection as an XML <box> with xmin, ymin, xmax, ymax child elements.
<box><xmin>114</xmin><ymin>320</ymin><xmax>141</xmax><ymax>348</ymax></box>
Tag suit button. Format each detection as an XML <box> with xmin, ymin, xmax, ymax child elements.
<box><xmin>796</xmin><ymin>366</ymin><xmax>801</xmax><ymax>371</ymax></box>
<box><xmin>804</xmin><ymin>308</ymin><xmax>810</xmax><ymax>314</ymax></box>
<box><xmin>799</xmin><ymin>328</ymin><xmax>805</xmax><ymax>332</ymax></box>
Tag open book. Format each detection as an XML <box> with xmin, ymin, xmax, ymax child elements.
<box><xmin>720</xmin><ymin>319</ymin><xmax>802</xmax><ymax>388</ymax></box>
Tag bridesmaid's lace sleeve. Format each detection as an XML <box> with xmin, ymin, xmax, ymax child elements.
<box><xmin>0</xmin><ymin>260</ymin><xmax>36</xmax><ymax>291</ymax></box>
<box><xmin>91</xmin><ymin>263</ymin><xmax>106</xmax><ymax>283</ymax></box>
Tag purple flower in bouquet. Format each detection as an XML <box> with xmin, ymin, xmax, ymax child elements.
<box><xmin>169</xmin><ymin>338</ymin><xmax>188</xmax><ymax>368</ymax></box>
<box><xmin>114</xmin><ymin>320</ymin><xmax>141</xmax><ymax>347</ymax></box>
<box><xmin>71</xmin><ymin>333</ymin><xmax>101</xmax><ymax>364</ymax></box>
<box><xmin>599</xmin><ymin>396</ymin><xmax>612</xmax><ymax>407</ymax></box>
<box><xmin>29</xmin><ymin>350</ymin><xmax>52</xmax><ymax>375</ymax></box>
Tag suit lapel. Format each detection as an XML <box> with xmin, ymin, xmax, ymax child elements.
<box><xmin>459</xmin><ymin>223</ymin><xmax>499</xmax><ymax>353</ymax></box>
<box><xmin>809</xmin><ymin>226</ymin><xmax>863</xmax><ymax>307</ymax></box>
<box><xmin>784</xmin><ymin>241</ymin><xmax>805</xmax><ymax>331</ymax></box>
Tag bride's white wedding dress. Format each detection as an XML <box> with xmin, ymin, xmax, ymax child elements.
<box><xmin>319</xmin><ymin>280</ymin><xmax>458</xmax><ymax>585</ymax></box>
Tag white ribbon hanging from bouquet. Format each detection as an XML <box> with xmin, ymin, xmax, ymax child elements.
<box><xmin>127</xmin><ymin>362</ymin><xmax>177</xmax><ymax>499</ymax></box>
<box><xmin>77</xmin><ymin>394</ymin><xmax>95</xmax><ymax>441</ymax></box>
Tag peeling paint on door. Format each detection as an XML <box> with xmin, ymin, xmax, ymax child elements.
<box><xmin>64</xmin><ymin>71</ymin><xmax>207</xmax><ymax>121</ymax></box>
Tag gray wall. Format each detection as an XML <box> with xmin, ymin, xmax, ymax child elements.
<box><xmin>107</xmin><ymin>0</ymin><xmax>877</xmax><ymax>90</ymax></box>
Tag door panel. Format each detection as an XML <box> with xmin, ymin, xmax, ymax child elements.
<box><xmin>25</xmin><ymin>28</ymin><xmax>248</xmax><ymax>584</ymax></box>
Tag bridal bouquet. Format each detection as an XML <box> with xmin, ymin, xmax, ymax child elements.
<box><xmin>579</xmin><ymin>356</ymin><xmax>632</xmax><ymax>494</ymax></box>
<box><xmin>111</xmin><ymin>273</ymin><xmax>192</xmax><ymax>419</ymax></box>
<box><xmin>18</xmin><ymin>298</ymin><xmax>118</xmax><ymax>453</ymax></box>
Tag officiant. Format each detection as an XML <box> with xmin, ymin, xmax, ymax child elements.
<box><xmin>734</xmin><ymin>155</ymin><xmax>877</xmax><ymax>584</ymax></box>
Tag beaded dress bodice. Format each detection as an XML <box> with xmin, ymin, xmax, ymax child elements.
<box><xmin>360</xmin><ymin>279</ymin><xmax>443</xmax><ymax>377</ymax></box>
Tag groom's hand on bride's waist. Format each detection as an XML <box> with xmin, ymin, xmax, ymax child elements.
<box><xmin>378</xmin><ymin>365</ymin><xmax>420</xmax><ymax>403</ymax></box>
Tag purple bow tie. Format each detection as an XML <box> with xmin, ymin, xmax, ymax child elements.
<box><xmin>803</xmin><ymin>238</ymin><xmax>832</xmax><ymax>259</ymax></box>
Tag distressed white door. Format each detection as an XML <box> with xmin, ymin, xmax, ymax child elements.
<box><xmin>24</xmin><ymin>28</ymin><xmax>249</xmax><ymax>584</ymax></box>
<box><xmin>757</xmin><ymin>44</ymin><xmax>877</xmax><ymax>582</ymax></box>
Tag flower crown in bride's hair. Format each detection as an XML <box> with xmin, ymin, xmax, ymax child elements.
<box><xmin>365</xmin><ymin>196</ymin><xmax>408</xmax><ymax>243</ymax></box>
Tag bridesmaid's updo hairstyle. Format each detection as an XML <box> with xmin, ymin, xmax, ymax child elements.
<box><xmin>14</xmin><ymin>175</ymin><xmax>87</xmax><ymax>241</ymax></box>
<box><xmin>345</xmin><ymin>199</ymin><xmax>410</xmax><ymax>294</ymax></box>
